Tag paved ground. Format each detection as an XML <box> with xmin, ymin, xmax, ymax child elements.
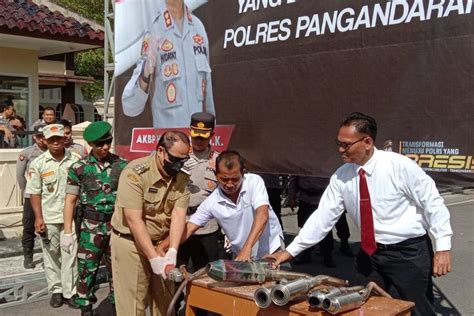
<box><xmin>0</xmin><ymin>189</ymin><xmax>472</xmax><ymax>315</ymax></box>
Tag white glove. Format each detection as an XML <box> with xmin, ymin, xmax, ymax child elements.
<box><xmin>165</xmin><ymin>248</ymin><xmax>177</xmax><ymax>267</ymax></box>
<box><xmin>60</xmin><ymin>233</ymin><xmax>75</xmax><ymax>253</ymax></box>
<box><xmin>149</xmin><ymin>256</ymin><xmax>173</xmax><ymax>278</ymax></box>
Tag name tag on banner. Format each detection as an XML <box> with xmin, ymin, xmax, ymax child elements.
<box><xmin>130</xmin><ymin>125</ymin><xmax>235</xmax><ymax>153</ymax></box>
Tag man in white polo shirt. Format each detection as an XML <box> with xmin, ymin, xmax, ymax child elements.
<box><xmin>159</xmin><ymin>150</ymin><xmax>283</xmax><ymax>261</ymax></box>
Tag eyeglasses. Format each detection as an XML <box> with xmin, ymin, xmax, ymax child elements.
<box><xmin>335</xmin><ymin>137</ymin><xmax>367</xmax><ymax>151</ymax></box>
<box><xmin>163</xmin><ymin>147</ymin><xmax>190</xmax><ymax>163</ymax></box>
<box><xmin>94</xmin><ymin>138</ymin><xmax>113</xmax><ymax>147</ymax></box>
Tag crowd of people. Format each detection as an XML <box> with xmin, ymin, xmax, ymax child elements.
<box><xmin>10</xmin><ymin>107</ymin><xmax>453</xmax><ymax>316</ymax></box>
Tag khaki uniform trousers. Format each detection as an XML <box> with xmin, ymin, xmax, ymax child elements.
<box><xmin>111</xmin><ymin>233</ymin><xmax>175</xmax><ymax>316</ymax></box>
<box><xmin>41</xmin><ymin>223</ymin><xmax>78</xmax><ymax>298</ymax></box>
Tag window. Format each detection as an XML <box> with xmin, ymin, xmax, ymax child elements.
<box><xmin>0</xmin><ymin>75</ymin><xmax>30</xmax><ymax>148</ymax></box>
<box><xmin>94</xmin><ymin>108</ymin><xmax>103</xmax><ymax>121</ymax></box>
<box><xmin>56</xmin><ymin>103</ymin><xmax>85</xmax><ymax>124</ymax></box>
<box><xmin>75</xmin><ymin>104</ymin><xmax>84</xmax><ymax>123</ymax></box>
<box><xmin>0</xmin><ymin>76</ymin><xmax>29</xmax><ymax>125</ymax></box>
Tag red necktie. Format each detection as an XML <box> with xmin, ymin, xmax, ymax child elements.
<box><xmin>359</xmin><ymin>169</ymin><xmax>377</xmax><ymax>255</ymax></box>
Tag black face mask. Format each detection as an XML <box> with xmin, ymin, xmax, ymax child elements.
<box><xmin>163</xmin><ymin>159</ymin><xmax>184</xmax><ymax>177</ymax></box>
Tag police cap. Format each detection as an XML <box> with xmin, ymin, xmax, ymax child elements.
<box><xmin>83</xmin><ymin>121</ymin><xmax>112</xmax><ymax>142</ymax></box>
<box><xmin>190</xmin><ymin>112</ymin><xmax>215</xmax><ymax>138</ymax></box>
<box><xmin>33</xmin><ymin>123</ymin><xmax>47</xmax><ymax>135</ymax></box>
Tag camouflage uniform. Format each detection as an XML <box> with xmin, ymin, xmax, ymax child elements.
<box><xmin>66</xmin><ymin>153</ymin><xmax>127</xmax><ymax>307</ymax></box>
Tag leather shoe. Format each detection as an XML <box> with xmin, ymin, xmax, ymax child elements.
<box><xmin>323</xmin><ymin>255</ymin><xmax>337</xmax><ymax>268</ymax></box>
<box><xmin>49</xmin><ymin>293</ymin><xmax>64</xmax><ymax>308</ymax></box>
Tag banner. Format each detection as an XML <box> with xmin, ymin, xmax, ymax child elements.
<box><xmin>115</xmin><ymin>0</ymin><xmax>474</xmax><ymax>186</ymax></box>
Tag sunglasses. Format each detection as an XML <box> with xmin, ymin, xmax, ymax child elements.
<box><xmin>163</xmin><ymin>147</ymin><xmax>190</xmax><ymax>163</ymax></box>
<box><xmin>95</xmin><ymin>138</ymin><xmax>113</xmax><ymax>147</ymax></box>
<box><xmin>335</xmin><ymin>137</ymin><xmax>366</xmax><ymax>151</ymax></box>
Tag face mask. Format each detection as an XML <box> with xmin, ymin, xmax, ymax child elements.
<box><xmin>163</xmin><ymin>159</ymin><xmax>184</xmax><ymax>177</ymax></box>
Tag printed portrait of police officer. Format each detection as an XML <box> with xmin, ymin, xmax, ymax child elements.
<box><xmin>120</xmin><ymin>0</ymin><xmax>215</xmax><ymax>129</ymax></box>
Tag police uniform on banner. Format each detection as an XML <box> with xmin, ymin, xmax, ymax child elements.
<box><xmin>122</xmin><ymin>2</ymin><xmax>215</xmax><ymax>128</ymax></box>
<box><xmin>178</xmin><ymin>112</ymin><xmax>222</xmax><ymax>271</ymax></box>
<box><xmin>16</xmin><ymin>124</ymin><xmax>47</xmax><ymax>268</ymax></box>
<box><xmin>111</xmin><ymin>154</ymin><xmax>190</xmax><ymax>316</ymax></box>
<box><xmin>25</xmin><ymin>124</ymin><xmax>80</xmax><ymax>302</ymax></box>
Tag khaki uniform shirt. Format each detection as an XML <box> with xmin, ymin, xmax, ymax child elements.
<box><xmin>184</xmin><ymin>148</ymin><xmax>219</xmax><ymax>235</ymax></box>
<box><xmin>25</xmin><ymin>150</ymin><xmax>81</xmax><ymax>224</ymax></box>
<box><xmin>112</xmin><ymin>154</ymin><xmax>190</xmax><ymax>241</ymax></box>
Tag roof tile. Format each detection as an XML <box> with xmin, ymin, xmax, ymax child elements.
<box><xmin>0</xmin><ymin>0</ymin><xmax>104</xmax><ymax>42</ymax></box>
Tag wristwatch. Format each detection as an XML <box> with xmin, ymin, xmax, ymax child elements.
<box><xmin>140</xmin><ymin>62</ymin><xmax>151</xmax><ymax>84</ymax></box>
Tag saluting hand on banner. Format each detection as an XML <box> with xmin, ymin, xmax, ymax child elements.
<box><xmin>141</xmin><ymin>33</ymin><xmax>159</xmax><ymax>86</ymax></box>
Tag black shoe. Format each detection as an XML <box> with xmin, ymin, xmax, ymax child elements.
<box><xmin>81</xmin><ymin>305</ymin><xmax>95</xmax><ymax>316</ymax></box>
<box><xmin>340</xmin><ymin>243</ymin><xmax>355</xmax><ymax>257</ymax></box>
<box><xmin>23</xmin><ymin>256</ymin><xmax>35</xmax><ymax>269</ymax></box>
<box><xmin>64</xmin><ymin>295</ymin><xmax>81</xmax><ymax>309</ymax></box>
<box><xmin>323</xmin><ymin>255</ymin><xmax>337</xmax><ymax>268</ymax></box>
<box><xmin>49</xmin><ymin>293</ymin><xmax>64</xmax><ymax>308</ymax></box>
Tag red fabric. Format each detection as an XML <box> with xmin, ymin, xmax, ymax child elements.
<box><xmin>359</xmin><ymin>169</ymin><xmax>377</xmax><ymax>255</ymax></box>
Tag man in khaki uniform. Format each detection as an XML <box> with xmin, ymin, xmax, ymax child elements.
<box><xmin>177</xmin><ymin>112</ymin><xmax>222</xmax><ymax>271</ymax></box>
<box><xmin>26</xmin><ymin>124</ymin><xmax>81</xmax><ymax>309</ymax></box>
<box><xmin>111</xmin><ymin>130</ymin><xmax>190</xmax><ymax>316</ymax></box>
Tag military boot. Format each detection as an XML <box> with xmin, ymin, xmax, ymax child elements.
<box><xmin>81</xmin><ymin>305</ymin><xmax>94</xmax><ymax>316</ymax></box>
<box><xmin>23</xmin><ymin>255</ymin><xmax>35</xmax><ymax>269</ymax></box>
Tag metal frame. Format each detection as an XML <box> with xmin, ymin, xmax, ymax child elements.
<box><xmin>103</xmin><ymin>0</ymin><xmax>115</xmax><ymax>122</ymax></box>
<box><xmin>0</xmin><ymin>267</ymin><xmax>110</xmax><ymax>308</ymax></box>
<box><xmin>0</xmin><ymin>271</ymin><xmax>48</xmax><ymax>308</ymax></box>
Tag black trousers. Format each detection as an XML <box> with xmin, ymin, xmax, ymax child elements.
<box><xmin>22</xmin><ymin>198</ymin><xmax>36</xmax><ymax>257</ymax></box>
<box><xmin>297</xmin><ymin>201</ymin><xmax>350</xmax><ymax>257</ymax></box>
<box><xmin>177</xmin><ymin>230</ymin><xmax>223</xmax><ymax>272</ymax></box>
<box><xmin>356</xmin><ymin>235</ymin><xmax>435</xmax><ymax>316</ymax></box>
<box><xmin>267</xmin><ymin>188</ymin><xmax>283</xmax><ymax>227</ymax></box>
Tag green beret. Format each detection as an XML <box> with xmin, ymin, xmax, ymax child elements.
<box><xmin>83</xmin><ymin>121</ymin><xmax>112</xmax><ymax>142</ymax></box>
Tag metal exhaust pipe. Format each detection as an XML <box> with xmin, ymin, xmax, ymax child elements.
<box><xmin>322</xmin><ymin>290</ymin><xmax>367</xmax><ymax>314</ymax></box>
<box><xmin>322</xmin><ymin>282</ymin><xmax>392</xmax><ymax>314</ymax></box>
<box><xmin>307</xmin><ymin>285</ymin><xmax>364</xmax><ymax>309</ymax></box>
<box><xmin>254</xmin><ymin>286</ymin><xmax>273</xmax><ymax>308</ymax></box>
<box><xmin>270</xmin><ymin>275</ymin><xmax>347</xmax><ymax>306</ymax></box>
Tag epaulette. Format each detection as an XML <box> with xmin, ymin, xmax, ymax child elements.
<box><xmin>133</xmin><ymin>163</ymin><xmax>150</xmax><ymax>175</ymax></box>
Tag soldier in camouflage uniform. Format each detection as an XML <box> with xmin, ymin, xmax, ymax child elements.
<box><xmin>61</xmin><ymin>121</ymin><xmax>127</xmax><ymax>316</ymax></box>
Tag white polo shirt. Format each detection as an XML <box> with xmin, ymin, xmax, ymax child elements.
<box><xmin>189</xmin><ymin>173</ymin><xmax>283</xmax><ymax>259</ymax></box>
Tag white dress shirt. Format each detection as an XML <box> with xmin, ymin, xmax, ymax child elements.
<box><xmin>286</xmin><ymin>149</ymin><xmax>452</xmax><ymax>257</ymax></box>
<box><xmin>189</xmin><ymin>173</ymin><xmax>284</xmax><ymax>259</ymax></box>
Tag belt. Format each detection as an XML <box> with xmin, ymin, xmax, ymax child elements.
<box><xmin>187</xmin><ymin>206</ymin><xmax>198</xmax><ymax>215</ymax></box>
<box><xmin>376</xmin><ymin>235</ymin><xmax>427</xmax><ymax>251</ymax></box>
<box><xmin>112</xmin><ymin>228</ymin><xmax>160</xmax><ymax>245</ymax></box>
<box><xmin>82</xmin><ymin>208</ymin><xmax>113</xmax><ymax>222</ymax></box>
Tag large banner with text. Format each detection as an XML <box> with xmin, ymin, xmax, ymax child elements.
<box><xmin>115</xmin><ymin>0</ymin><xmax>474</xmax><ymax>185</ymax></box>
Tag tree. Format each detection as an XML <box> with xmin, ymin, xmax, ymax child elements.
<box><xmin>54</xmin><ymin>0</ymin><xmax>105</xmax><ymax>102</ymax></box>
